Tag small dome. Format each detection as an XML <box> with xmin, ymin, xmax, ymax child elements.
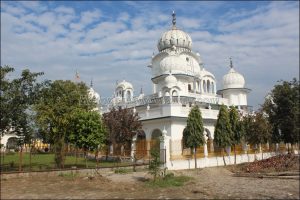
<box><xmin>88</xmin><ymin>87</ymin><xmax>100</xmax><ymax>104</ymax></box>
<box><xmin>223</xmin><ymin>68</ymin><xmax>245</xmax><ymax>89</ymax></box>
<box><xmin>164</xmin><ymin>74</ymin><xmax>177</xmax><ymax>88</ymax></box>
<box><xmin>116</xmin><ymin>80</ymin><xmax>133</xmax><ymax>90</ymax></box>
<box><xmin>157</xmin><ymin>28</ymin><xmax>192</xmax><ymax>52</ymax></box>
<box><xmin>201</xmin><ymin>68</ymin><xmax>215</xmax><ymax>79</ymax></box>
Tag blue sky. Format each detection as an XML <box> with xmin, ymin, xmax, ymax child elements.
<box><xmin>1</xmin><ymin>1</ymin><xmax>299</xmax><ymax>110</ymax></box>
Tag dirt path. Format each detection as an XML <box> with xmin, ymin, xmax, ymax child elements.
<box><xmin>1</xmin><ymin>167</ymin><xmax>299</xmax><ymax>199</ymax></box>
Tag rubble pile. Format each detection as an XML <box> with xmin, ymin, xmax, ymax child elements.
<box><xmin>244</xmin><ymin>154</ymin><xmax>299</xmax><ymax>173</ymax></box>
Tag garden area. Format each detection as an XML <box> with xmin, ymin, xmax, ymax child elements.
<box><xmin>0</xmin><ymin>151</ymin><xmax>140</xmax><ymax>173</ymax></box>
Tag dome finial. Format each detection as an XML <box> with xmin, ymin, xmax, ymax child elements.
<box><xmin>172</xmin><ymin>11</ymin><xmax>176</xmax><ymax>27</ymax></box>
<box><xmin>90</xmin><ymin>78</ymin><xmax>93</xmax><ymax>87</ymax></box>
<box><xmin>230</xmin><ymin>57</ymin><xmax>233</xmax><ymax>68</ymax></box>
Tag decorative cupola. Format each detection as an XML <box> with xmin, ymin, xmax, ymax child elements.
<box><xmin>217</xmin><ymin>58</ymin><xmax>251</xmax><ymax>109</ymax></box>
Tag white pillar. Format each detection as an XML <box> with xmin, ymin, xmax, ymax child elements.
<box><xmin>204</xmin><ymin>135</ymin><xmax>208</xmax><ymax>157</ymax></box>
<box><xmin>160</xmin><ymin>128</ymin><xmax>170</xmax><ymax>168</ymax></box>
<box><xmin>131</xmin><ymin>135</ymin><xmax>137</xmax><ymax>161</ymax></box>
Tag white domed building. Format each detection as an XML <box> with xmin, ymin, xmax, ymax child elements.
<box><xmin>103</xmin><ymin>12</ymin><xmax>252</xmax><ymax>169</ymax></box>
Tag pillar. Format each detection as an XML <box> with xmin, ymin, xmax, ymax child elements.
<box><xmin>204</xmin><ymin>135</ymin><xmax>208</xmax><ymax>157</ymax></box>
<box><xmin>131</xmin><ymin>135</ymin><xmax>137</xmax><ymax>162</ymax></box>
<box><xmin>160</xmin><ymin>128</ymin><xmax>170</xmax><ymax>168</ymax></box>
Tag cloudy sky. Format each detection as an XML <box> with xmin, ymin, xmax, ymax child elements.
<box><xmin>1</xmin><ymin>1</ymin><xmax>299</xmax><ymax>110</ymax></box>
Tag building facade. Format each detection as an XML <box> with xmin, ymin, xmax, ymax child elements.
<box><xmin>96</xmin><ymin>12</ymin><xmax>256</xmax><ymax>169</ymax></box>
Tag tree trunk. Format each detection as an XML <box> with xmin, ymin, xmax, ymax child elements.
<box><xmin>19</xmin><ymin>147</ymin><xmax>23</xmax><ymax>172</ymax></box>
<box><xmin>85</xmin><ymin>150</ymin><xmax>88</xmax><ymax>168</ymax></box>
<box><xmin>222</xmin><ymin>148</ymin><xmax>226</xmax><ymax>166</ymax></box>
<box><xmin>75</xmin><ymin>147</ymin><xmax>78</xmax><ymax>166</ymax></box>
<box><xmin>194</xmin><ymin>147</ymin><xmax>197</xmax><ymax>169</ymax></box>
<box><xmin>95</xmin><ymin>149</ymin><xmax>99</xmax><ymax>168</ymax></box>
<box><xmin>29</xmin><ymin>146</ymin><xmax>32</xmax><ymax>172</ymax></box>
<box><xmin>234</xmin><ymin>145</ymin><xmax>236</xmax><ymax>165</ymax></box>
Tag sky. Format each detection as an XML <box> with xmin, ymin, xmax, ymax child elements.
<box><xmin>1</xmin><ymin>1</ymin><xmax>299</xmax><ymax>110</ymax></box>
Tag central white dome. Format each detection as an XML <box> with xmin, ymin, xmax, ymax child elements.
<box><xmin>160</xmin><ymin>56</ymin><xmax>184</xmax><ymax>73</ymax></box>
<box><xmin>164</xmin><ymin>74</ymin><xmax>177</xmax><ymax>88</ymax></box>
<box><xmin>157</xmin><ymin>28</ymin><xmax>192</xmax><ymax>52</ymax></box>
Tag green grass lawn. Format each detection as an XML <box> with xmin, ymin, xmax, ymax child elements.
<box><xmin>0</xmin><ymin>152</ymin><xmax>132</xmax><ymax>172</ymax></box>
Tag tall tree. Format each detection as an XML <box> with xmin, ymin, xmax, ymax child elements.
<box><xmin>34</xmin><ymin>80</ymin><xmax>96</xmax><ymax>168</ymax></box>
<box><xmin>229</xmin><ymin>106</ymin><xmax>244</xmax><ymax>164</ymax></box>
<box><xmin>0</xmin><ymin>66</ymin><xmax>15</xmax><ymax>134</ymax></box>
<box><xmin>68</xmin><ymin>110</ymin><xmax>107</xmax><ymax>168</ymax></box>
<box><xmin>214</xmin><ymin>105</ymin><xmax>232</xmax><ymax>166</ymax></box>
<box><xmin>1</xmin><ymin>67</ymin><xmax>44</xmax><ymax>171</ymax></box>
<box><xmin>103</xmin><ymin>107</ymin><xmax>142</xmax><ymax>155</ymax></box>
<box><xmin>244</xmin><ymin>112</ymin><xmax>271</xmax><ymax>159</ymax></box>
<box><xmin>182</xmin><ymin>105</ymin><xmax>205</xmax><ymax>169</ymax></box>
<box><xmin>262</xmin><ymin>79</ymin><xmax>299</xmax><ymax>151</ymax></box>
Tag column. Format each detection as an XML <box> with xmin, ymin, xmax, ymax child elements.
<box><xmin>160</xmin><ymin>129</ymin><xmax>170</xmax><ymax>168</ymax></box>
<box><xmin>204</xmin><ymin>135</ymin><xmax>208</xmax><ymax>157</ymax></box>
<box><xmin>131</xmin><ymin>135</ymin><xmax>137</xmax><ymax>162</ymax></box>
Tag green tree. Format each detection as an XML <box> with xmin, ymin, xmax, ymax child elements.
<box><xmin>262</xmin><ymin>79</ymin><xmax>299</xmax><ymax>152</ymax></box>
<box><xmin>0</xmin><ymin>66</ymin><xmax>15</xmax><ymax>134</ymax></box>
<box><xmin>244</xmin><ymin>112</ymin><xmax>271</xmax><ymax>159</ymax></box>
<box><xmin>0</xmin><ymin>66</ymin><xmax>44</xmax><ymax>171</ymax></box>
<box><xmin>34</xmin><ymin>80</ymin><xmax>96</xmax><ymax>168</ymax></box>
<box><xmin>148</xmin><ymin>148</ymin><xmax>162</xmax><ymax>182</ymax></box>
<box><xmin>68</xmin><ymin>110</ymin><xmax>107</xmax><ymax>168</ymax></box>
<box><xmin>182</xmin><ymin>105</ymin><xmax>205</xmax><ymax>169</ymax></box>
<box><xmin>214</xmin><ymin>105</ymin><xmax>232</xmax><ymax>166</ymax></box>
<box><xmin>103</xmin><ymin>107</ymin><xmax>142</xmax><ymax>156</ymax></box>
<box><xmin>229</xmin><ymin>106</ymin><xmax>244</xmax><ymax>164</ymax></box>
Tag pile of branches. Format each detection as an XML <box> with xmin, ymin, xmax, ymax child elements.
<box><xmin>243</xmin><ymin>154</ymin><xmax>299</xmax><ymax>173</ymax></box>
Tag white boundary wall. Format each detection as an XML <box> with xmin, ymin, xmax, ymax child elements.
<box><xmin>165</xmin><ymin>152</ymin><xmax>278</xmax><ymax>170</ymax></box>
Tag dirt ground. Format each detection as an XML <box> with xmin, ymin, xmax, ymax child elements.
<box><xmin>1</xmin><ymin>166</ymin><xmax>299</xmax><ymax>200</ymax></box>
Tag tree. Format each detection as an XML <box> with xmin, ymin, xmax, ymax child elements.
<box><xmin>229</xmin><ymin>106</ymin><xmax>244</xmax><ymax>164</ymax></box>
<box><xmin>244</xmin><ymin>112</ymin><xmax>271</xmax><ymax>159</ymax></box>
<box><xmin>0</xmin><ymin>66</ymin><xmax>45</xmax><ymax>171</ymax></box>
<box><xmin>103</xmin><ymin>107</ymin><xmax>142</xmax><ymax>155</ymax></box>
<box><xmin>68</xmin><ymin>110</ymin><xmax>107</xmax><ymax>168</ymax></box>
<box><xmin>148</xmin><ymin>148</ymin><xmax>162</xmax><ymax>182</ymax></box>
<box><xmin>0</xmin><ymin>66</ymin><xmax>15</xmax><ymax>134</ymax></box>
<box><xmin>34</xmin><ymin>80</ymin><xmax>96</xmax><ymax>168</ymax></box>
<box><xmin>214</xmin><ymin>105</ymin><xmax>232</xmax><ymax>166</ymax></box>
<box><xmin>262</xmin><ymin>79</ymin><xmax>299</xmax><ymax>152</ymax></box>
<box><xmin>182</xmin><ymin>105</ymin><xmax>205</xmax><ymax>169</ymax></box>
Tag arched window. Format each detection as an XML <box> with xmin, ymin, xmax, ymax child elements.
<box><xmin>203</xmin><ymin>80</ymin><xmax>206</xmax><ymax>93</ymax></box>
<box><xmin>172</xmin><ymin>90</ymin><xmax>178</xmax><ymax>96</ymax></box>
<box><xmin>211</xmin><ymin>82</ymin><xmax>215</xmax><ymax>93</ymax></box>
<box><xmin>126</xmin><ymin>91</ymin><xmax>131</xmax><ymax>101</ymax></box>
<box><xmin>207</xmin><ymin>80</ymin><xmax>210</xmax><ymax>93</ymax></box>
<box><xmin>188</xmin><ymin>84</ymin><xmax>192</xmax><ymax>92</ymax></box>
<box><xmin>165</xmin><ymin>91</ymin><xmax>170</xmax><ymax>96</ymax></box>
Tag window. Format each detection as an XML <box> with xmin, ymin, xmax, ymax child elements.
<box><xmin>188</xmin><ymin>84</ymin><xmax>192</xmax><ymax>91</ymax></box>
<box><xmin>203</xmin><ymin>81</ymin><xmax>206</xmax><ymax>93</ymax></box>
<box><xmin>186</xmin><ymin>57</ymin><xmax>189</xmax><ymax>62</ymax></box>
<box><xmin>172</xmin><ymin>90</ymin><xmax>178</xmax><ymax>96</ymax></box>
<box><xmin>207</xmin><ymin>80</ymin><xmax>210</xmax><ymax>93</ymax></box>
